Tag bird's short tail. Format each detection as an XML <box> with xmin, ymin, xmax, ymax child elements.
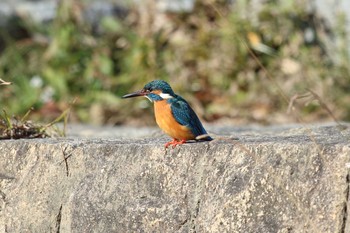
<box><xmin>195</xmin><ymin>134</ymin><xmax>213</xmax><ymax>141</ymax></box>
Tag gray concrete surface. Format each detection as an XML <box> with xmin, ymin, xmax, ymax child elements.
<box><xmin>0</xmin><ymin>123</ymin><xmax>350</xmax><ymax>232</ymax></box>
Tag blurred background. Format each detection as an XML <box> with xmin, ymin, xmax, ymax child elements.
<box><xmin>0</xmin><ymin>0</ymin><xmax>349</xmax><ymax>127</ymax></box>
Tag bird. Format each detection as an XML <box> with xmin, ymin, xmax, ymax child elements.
<box><xmin>122</xmin><ymin>80</ymin><xmax>213</xmax><ymax>148</ymax></box>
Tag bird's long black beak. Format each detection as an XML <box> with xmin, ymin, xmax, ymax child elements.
<box><xmin>122</xmin><ymin>89</ymin><xmax>146</xmax><ymax>99</ymax></box>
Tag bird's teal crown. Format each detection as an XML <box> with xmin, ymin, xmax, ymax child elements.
<box><xmin>144</xmin><ymin>80</ymin><xmax>175</xmax><ymax>96</ymax></box>
<box><xmin>122</xmin><ymin>80</ymin><xmax>176</xmax><ymax>102</ymax></box>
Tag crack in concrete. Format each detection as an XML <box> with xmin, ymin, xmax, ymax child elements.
<box><xmin>0</xmin><ymin>189</ymin><xmax>7</xmax><ymax>214</ymax></box>
<box><xmin>190</xmin><ymin>201</ymin><xmax>201</xmax><ymax>232</ymax></box>
<box><xmin>340</xmin><ymin>172</ymin><xmax>350</xmax><ymax>233</ymax></box>
<box><xmin>55</xmin><ymin>205</ymin><xmax>62</xmax><ymax>233</ymax></box>
<box><xmin>177</xmin><ymin>217</ymin><xmax>189</xmax><ymax>231</ymax></box>
<box><xmin>60</xmin><ymin>145</ymin><xmax>74</xmax><ymax>177</ymax></box>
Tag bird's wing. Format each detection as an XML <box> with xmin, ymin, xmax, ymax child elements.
<box><xmin>169</xmin><ymin>95</ymin><xmax>210</xmax><ymax>139</ymax></box>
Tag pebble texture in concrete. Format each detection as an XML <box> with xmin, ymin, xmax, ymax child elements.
<box><xmin>0</xmin><ymin>123</ymin><xmax>349</xmax><ymax>232</ymax></box>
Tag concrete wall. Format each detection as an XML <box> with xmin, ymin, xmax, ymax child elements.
<box><xmin>0</xmin><ymin>124</ymin><xmax>349</xmax><ymax>232</ymax></box>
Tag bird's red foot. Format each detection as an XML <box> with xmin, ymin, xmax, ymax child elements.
<box><xmin>165</xmin><ymin>139</ymin><xmax>186</xmax><ymax>148</ymax></box>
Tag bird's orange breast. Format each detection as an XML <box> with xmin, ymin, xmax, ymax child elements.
<box><xmin>154</xmin><ymin>100</ymin><xmax>195</xmax><ymax>140</ymax></box>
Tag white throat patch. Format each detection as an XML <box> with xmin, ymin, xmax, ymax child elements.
<box><xmin>159</xmin><ymin>93</ymin><xmax>174</xmax><ymax>99</ymax></box>
<box><xmin>143</xmin><ymin>92</ymin><xmax>173</xmax><ymax>102</ymax></box>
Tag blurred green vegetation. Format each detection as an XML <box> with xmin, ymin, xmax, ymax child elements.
<box><xmin>0</xmin><ymin>0</ymin><xmax>349</xmax><ymax>126</ymax></box>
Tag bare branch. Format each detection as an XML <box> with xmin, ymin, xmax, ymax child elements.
<box><xmin>0</xmin><ymin>79</ymin><xmax>12</xmax><ymax>86</ymax></box>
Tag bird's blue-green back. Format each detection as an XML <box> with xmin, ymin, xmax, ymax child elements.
<box><xmin>168</xmin><ymin>95</ymin><xmax>212</xmax><ymax>140</ymax></box>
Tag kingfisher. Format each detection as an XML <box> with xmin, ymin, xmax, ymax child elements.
<box><xmin>122</xmin><ymin>80</ymin><xmax>213</xmax><ymax>148</ymax></box>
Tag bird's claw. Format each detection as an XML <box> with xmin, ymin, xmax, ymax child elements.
<box><xmin>165</xmin><ymin>139</ymin><xmax>186</xmax><ymax>149</ymax></box>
